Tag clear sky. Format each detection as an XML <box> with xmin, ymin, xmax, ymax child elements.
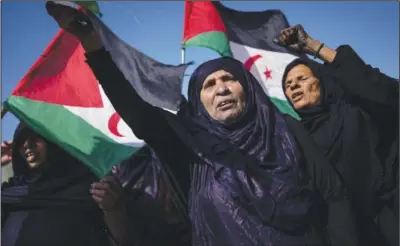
<box><xmin>1</xmin><ymin>1</ymin><xmax>398</xmax><ymax>141</ymax></box>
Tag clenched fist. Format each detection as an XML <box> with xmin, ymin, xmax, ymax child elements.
<box><xmin>274</xmin><ymin>24</ymin><xmax>315</xmax><ymax>55</ymax></box>
<box><xmin>45</xmin><ymin>1</ymin><xmax>102</xmax><ymax>52</ymax></box>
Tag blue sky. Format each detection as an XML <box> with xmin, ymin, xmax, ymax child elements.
<box><xmin>1</xmin><ymin>1</ymin><xmax>398</xmax><ymax>141</ymax></box>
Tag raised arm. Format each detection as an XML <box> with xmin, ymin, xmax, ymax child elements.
<box><xmin>320</xmin><ymin>44</ymin><xmax>397</xmax><ymax>108</ymax></box>
<box><xmin>46</xmin><ymin>2</ymin><xmax>174</xmax><ymax>141</ymax></box>
<box><xmin>46</xmin><ymin>2</ymin><xmax>191</xmax><ymax>195</ymax></box>
<box><xmin>85</xmin><ymin>48</ymin><xmax>169</xmax><ymax>140</ymax></box>
<box><xmin>276</xmin><ymin>24</ymin><xmax>399</xmax><ymax>108</ymax></box>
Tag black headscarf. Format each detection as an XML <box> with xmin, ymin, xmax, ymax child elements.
<box><xmin>2</xmin><ymin>123</ymin><xmax>99</xmax><ymax>210</ymax></box>
<box><xmin>281</xmin><ymin>58</ymin><xmax>347</xmax><ymax>157</ymax></box>
<box><xmin>184</xmin><ymin>57</ymin><xmax>302</xmax><ymax>170</ymax></box>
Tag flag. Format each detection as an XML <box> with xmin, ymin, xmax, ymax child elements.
<box><xmin>74</xmin><ymin>1</ymin><xmax>102</xmax><ymax>16</ymax></box>
<box><xmin>183</xmin><ymin>2</ymin><xmax>301</xmax><ymax>118</ymax></box>
<box><xmin>50</xmin><ymin>1</ymin><xmax>102</xmax><ymax>16</ymax></box>
<box><xmin>4</xmin><ymin>7</ymin><xmax>190</xmax><ymax>177</ymax></box>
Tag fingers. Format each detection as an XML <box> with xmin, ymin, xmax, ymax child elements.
<box><xmin>90</xmin><ymin>183</ymin><xmax>117</xmax><ymax>210</ymax></box>
<box><xmin>46</xmin><ymin>2</ymin><xmax>77</xmax><ymax>29</ymax></box>
<box><xmin>278</xmin><ymin>25</ymin><xmax>303</xmax><ymax>46</ymax></box>
<box><xmin>101</xmin><ymin>175</ymin><xmax>120</xmax><ymax>184</ymax></box>
<box><xmin>1</xmin><ymin>155</ymin><xmax>12</xmax><ymax>166</ymax></box>
<box><xmin>1</xmin><ymin>140</ymin><xmax>13</xmax><ymax>147</ymax></box>
<box><xmin>91</xmin><ymin>182</ymin><xmax>117</xmax><ymax>197</ymax></box>
<box><xmin>90</xmin><ymin>176</ymin><xmax>123</xmax><ymax>201</ymax></box>
<box><xmin>1</xmin><ymin>141</ymin><xmax>13</xmax><ymax>153</ymax></box>
<box><xmin>101</xmin><ymin>176</ymin><xmax>123</xmax><ymax>193</ymax></box>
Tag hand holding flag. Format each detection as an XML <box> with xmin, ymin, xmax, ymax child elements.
<box><xmin>90</xmin><ymin>175</ymin><xmax>125</xmax><ymax>212</ymax></box>
<box><xmin>46</xmin><ymin>1</ymin><xmax>102</xmax><ymax>52</ymax></box>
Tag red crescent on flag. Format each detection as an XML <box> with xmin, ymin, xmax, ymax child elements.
<box><xmin>244</xmin><ymin>54</ymin><xmax>262</xmax><ymax>71</ymax></box>
<box><xmin>108</xmin><ymin>112</ymin><xmax>124</xmax><ymax>137</ymax></box>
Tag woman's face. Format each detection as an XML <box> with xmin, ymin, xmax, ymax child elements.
<box><xmin>200</xmin><ymin>69</ymin><xmax>246</xmax><ymax>124</ymax></box>
<box><xmin>284</xmin><ymin>64</ymin><xmax>321</xmax><ymax>110</ymax></box>
<box><xmin>19</xmin><ymin>132</ymin><xmax>48</xmax><ymax>170</ymax></box>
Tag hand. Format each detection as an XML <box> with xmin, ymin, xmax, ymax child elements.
<box><xmin>91</xmin><ymin>176</ymin><xmax>125</xmax><ymax>213</ymax></box>
<box><xmin>1</xmin><ymin>140</ymin><xmax>13</xmax><ymax>166</ymax></box>
<box><xmin>273</xmin><ymin>24</ymin><xmax>314</xmax><ymax>54</ymax></box>
<box><xmin>45</xmin><ymin>1</ymin><xmax>102</xmax><ymax>52</ymax></box>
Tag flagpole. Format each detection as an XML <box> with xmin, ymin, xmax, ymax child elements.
<box><xmin>181</xmin><ymin>46</ymin><xmax>186</xmax><ymax>64</ymax></box>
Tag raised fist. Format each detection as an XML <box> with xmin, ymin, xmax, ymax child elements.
<box><xmin>274</xmin><ymin>24</ymin><xmax>312</xmax><ymax>54</ymax></box>
<box><xmin>45</xmin><ymin>1</ymin><xmax>94</xmax><ymax>41</ymax></box>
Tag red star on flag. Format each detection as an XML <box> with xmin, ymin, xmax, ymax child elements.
<box><xmin>264</xmin><ymin>67</ymin><xmax>272</xmax><ymax>79</ymax></box>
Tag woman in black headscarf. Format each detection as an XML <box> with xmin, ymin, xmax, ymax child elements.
<box><xmin>278</xmin><ymin>25</ymin><xmax>399</xmax><ymax>246</ymax></box>
<box><xmin>1</xmin><ymin>123</ymin><xmax>110</xmax><ymax>246</ymax></box>
<box><xmin>46</xmin><ymin>3</ymin><xmax>359</xmax><ymax>245</ymax></box>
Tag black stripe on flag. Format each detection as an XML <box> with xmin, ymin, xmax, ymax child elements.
<box><xmin>88</xmin><ymin>12</ymin><xmax>192</xmax><ymax>111</ymax></box>
<box><xmin>212</xmin><ymin>2</ymin><xmax>297</xmax><ymax>56</ymax></box>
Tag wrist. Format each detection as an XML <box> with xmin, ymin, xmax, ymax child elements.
<box><xmin>103</xmin><ymin>201</ymin><xmax>127</xmax><ymax>217</ymax></box>
<box><xmin>306</xmin><ymin>38</ymin><xmax>322</xmax><ymax>53</ymax></box>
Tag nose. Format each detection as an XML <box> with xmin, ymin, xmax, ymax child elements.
<box><xmin>216</xmin><ymin>82</ymin><xmax>230</xmax><ymax>96</ymax></box>
<box><xmin>289</xmin><ymin>81</ymin><xmax>300</xmax><ymax>91</ymax></box>
<box><xmin>23</xmin><ymin>137</ymin><xmax>35</xmax><ymax>149</ymax></box>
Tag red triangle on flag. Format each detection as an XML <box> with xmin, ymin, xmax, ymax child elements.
<box><xmin>12</xmin><ymin>29</ymin><xmax>103</xmax><ymax>108</ymax></box>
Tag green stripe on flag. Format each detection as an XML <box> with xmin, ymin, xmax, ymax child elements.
<box><xmin>75</xmin><ymin>1</ymin><xmax>102</xmax><ymax>16</ymax></box>
<box><xmin>269</xmin><ymin>96</ymin><xmax>300</xmax><ymax>120</ymax></box>
<box><xmin>5</xmin><ymin>96</ymin><xmax>136</xmax><ymax>177</ymax></box>
<box><xmin>184</xmin><ymin>31</ymin><xmax>232</xmax><ymax>57</ymax></box>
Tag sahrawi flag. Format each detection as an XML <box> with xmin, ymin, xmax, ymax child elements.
<box><xmin>4</xmin><ymin>4</ymin><xmax>191</xmax><ymax>177</ymax></box>
<box><xmin>183</xmin><ymin>1</ymin><xmax>304</xmax><ymax>118</ymax></box>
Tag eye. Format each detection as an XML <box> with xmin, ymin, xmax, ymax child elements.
<box><xmin>221</xmin><ymin>75</ymin><xmax>234</xmax><ymax>82</ymax></box>
<box><xmin>203</xmin><ymin>80</ymin><xmax>215</xmax><ymax>90</ymax></box>
<box><xmin>297</xmin><ymin>75</ymin><xmax>309</xmax><ymax>81</ymax></box>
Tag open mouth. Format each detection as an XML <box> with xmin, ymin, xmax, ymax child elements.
<box><xmin>217</xmin><ymin>99</ymin><xmax>235</xmax><ymax>109</ymax></box>
<box><xmin>291</xmin><ymin>91</ymin><xmax>303</xmax><ymax>102</ymax></box>
<box><xmin>25</xmin><ymin>151</ymin><xmax>36</xmax><ymax>162</ymax></box>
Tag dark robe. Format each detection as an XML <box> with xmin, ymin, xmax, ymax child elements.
<box><xmin>112</xmin><ymin>146</ymin><xmax>191</xmax><ymax>246</ymax></box>
<box><xmin>282</xmin><ymin>45</ymin><xmax>399</xmax><ymax>246</ymax></box>
<box><xmin>1</xmin><ymin>123</ymin><xmax>109</xmax><ymax>246</ymax></box>
<box><xmin>84</xmin><ymin>48</ymin><xmax>359</xmax><ymax>245</ymax></box>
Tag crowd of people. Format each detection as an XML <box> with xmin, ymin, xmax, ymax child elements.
<box><xmin>1</xmin><ymin>2</ymin><xmax>398</xmax><ymax>246</ymax></box>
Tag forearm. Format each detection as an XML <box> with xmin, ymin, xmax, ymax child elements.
<box><xmin>85</xmin><ymin>48</ymin><xmax>158</xmax><ymax>139</ymax></box>
<box><xmin>103</xmin><ymin>208</ymin><xmax>130</xmax><ymax>245</ymax></box>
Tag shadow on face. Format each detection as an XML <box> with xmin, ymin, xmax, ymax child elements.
<box><xmin>284</xmin><ymin>64</ymin><xmax>321</xmax><ymax>110</ymax></box>
<box><xmin>200</xmin><ymin>70</ymin><xmax>246</xmax><ymax>124</ymax></box>
<box><xmin>18</xmin><ymin>132</ymin><xmax>48</xmax><ymax>171</ymax></box>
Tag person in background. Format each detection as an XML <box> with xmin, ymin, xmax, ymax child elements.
<box><xmin>2</xmin><ymin>123</ymin><xmax>193</xmax><ymax>246</ymax></box>
<box><xmin>278</xmin><ymin>24</ymin><xmax>399</xmax><ymax>246</ymax></box>
<box><xmin>1</xmin><ymin>123</ymin><xmax>113</xmax><ymax>246</ymax></box>
<box><xmin>46</xmin><ymin>3</ymin><xmax>360</xmax><ymax>245</ymax></box>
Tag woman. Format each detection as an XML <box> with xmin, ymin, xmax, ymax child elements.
<box><xmin>1</xmin><ymin>123</ymin><xmax>111</xmax><ymax>246</ymax></box>
<box><xmin>46</xmin><ymin>3</ymin><xmax>357</xmax><ymax>245</ymax></box>
<box><xmin>2</xmin><ymin>122</ymin><xmax>191</xmax><ymax>246</ymax></box>
<box><xmin>278</xmin><ymin>25</ymin><xmax>399</xmax><ymax>246</ymax></box>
